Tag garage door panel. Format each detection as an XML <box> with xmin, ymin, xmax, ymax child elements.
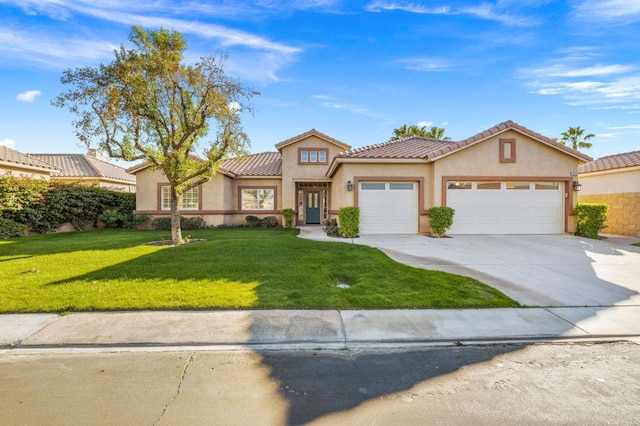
<box><xmin>360</xmin><ymin>182</ymin><xmax>418</xmax><ymax>234</ymax></box>
<box><xmin>447</xmin><ymin>181</ymin><xmax>563</xmax><ymax>234</ymax></box>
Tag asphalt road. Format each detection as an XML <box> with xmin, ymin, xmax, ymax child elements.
<box><xmin>1</xmin><ymin>342</ymin><xmax>639</xmax><ymax>425</ymax></box>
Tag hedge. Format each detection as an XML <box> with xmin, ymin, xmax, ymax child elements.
<box><xmin>576</xmin><ymin>203</ymin><xmax>609</xmax><ymax>239</ymax></box>
<box><xmin>428</xmin><ymin>206</ymin><xmax>455</xmax><ymax>237</ymax></box>
<box><xmin>338</xmin><ymin>207</ymin><xmax>360</xmax><ymax>238</ymax></box>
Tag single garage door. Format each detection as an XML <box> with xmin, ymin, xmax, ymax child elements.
<box><xmin>447</xmin><ymin>181</ymin><xmax>564</xmax><ymax>234</ymax></box>
<box><xmin>359</xmin><ymin>182</ymin><xmax>418</xmax><ymax>234</ymax></box>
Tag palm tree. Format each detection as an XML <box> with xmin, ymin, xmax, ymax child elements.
<box><xmin>557</xmin><ymin>126</ymin><xmax>594</xmax><ymax>150</ymax></box>
<box><xmin>391</xmin><ymin>125</ymin><xmax>450</xmax><ymax>140</ymax></box>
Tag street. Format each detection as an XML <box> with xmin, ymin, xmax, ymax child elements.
<box><xmin>1</xmin><ymin>341</ymin><xmax>639</xmax><ymax>425</ymax></box>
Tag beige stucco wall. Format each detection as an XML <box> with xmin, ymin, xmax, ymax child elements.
<box><xmin>280</xmin><ymin>136</ymin><xmax>344</xmax><ymax>211</ymax></box>
<box><xmin>331</xmin><ymin>161</ymin><xmax>433</xmax><ymax>232</ymax></box>
<box><xmin>0</xmin><ymin>164</ymin><xmax>52</xmax><ymax>180</ymax></box>
<box><xmin>579</xmin><ymin>168</ymin><xmax>640</xmax><ymax>195</ymax></box>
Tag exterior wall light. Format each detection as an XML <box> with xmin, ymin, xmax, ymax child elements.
<box><xmin>347</xmin><ymin>180</ymin><xmax>353</xmax><ymax>191</ymax></box>
<box><xmin>573</xmin><ymin>180</ymin><xmax>582</xmax><ymax>191</ymax></box>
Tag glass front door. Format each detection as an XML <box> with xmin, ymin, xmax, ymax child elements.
<box><xmin>305</xmin><ymin>191</ymin><xmax>321</xmax><ymax>224</ymax></box>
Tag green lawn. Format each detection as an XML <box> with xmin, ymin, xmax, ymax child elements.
<box><xmin>0</xmin><ymin>228</ymin><xmax>519</xmax><ymax>312</ymax></box>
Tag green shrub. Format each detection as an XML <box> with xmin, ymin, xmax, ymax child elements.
<box><xmin>576</xmin><ymin>203</ymin><xmax>609</xmax><ymax>239</ymax></box>
<box><xmin>152</xmin><ymin>216</ymin><xmax>207</xmax><ymax>231</ymax></box>
<box><xmin>428</xmin><ymin>206</ymin><xmax>455</xmax><ymax>237</ymax></box>
<box><xmin>0</xmin><ymin>217</ymin><xmax>28</xmax><ymax>239</ymax></box>
<box><xmin>245</xmin><ymin>215</ymin><xmax>279</xmax><ymax>228</ymax></box>
<box><xmin>323</xmin><ymin>219</ymin><xmax>340</xmax><ymax>237</ymax></box>
<box><xmin>338</xmin><ymin>207</ymin><xmax>360</xmax><ymax>238</ymax></box>
<box><xmin>282</xmin><ymin>208</ymin><xmax>295</xmax><ymax>228</ymax></box>
<box><xmin>101</xmin><ymin>209</ymin><xmax>127</xmax><ymax>228</ymax></box>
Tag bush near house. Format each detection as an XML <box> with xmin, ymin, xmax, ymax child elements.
<box><xmin>576</xmin><ymin>203</ymin><xmax>609</xmax><ymax>239</ymax></box>
<box><xmin>245</xmin><ymin>215</ymin><xmax>279</xmax><ymax>228</ymax></box>
<box><xmin>323</xmin><ymin>219</ymin><xmax>340</xmax><ymax>237</ymax></box>
<box><xmin>151</xmin><ymin>216</ymin><xmax>207</xmax><ymax>231</ymax></box>
<box><xmin>338</xmin><ymin>207</ymin><xmax>360</xmax><ymax>238</ymax></box>
<box><xmin>0</xmin><ymin>176</ymin><xmax>138</xmax><ymax>238</ymax></box>
<box><xmin>428</xmin><ymin>206</ymin><xmax>455</xmax><ymax>237</ymax></box>
<box><xmin>282</xmin><ymin>208</ymin><xmax>295</xmax><ymax>228</ymax></box>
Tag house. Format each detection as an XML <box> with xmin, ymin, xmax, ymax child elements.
<box><xmin>578</xmin><ymin>150</ymin><xmax>640</xmax><ymax>237</ymax></box>
<box><xmin>129</xmin><ymin>120</ymin><xmax>592</xmax><ymax>235</ymax></box>
<box><xmin>0</xmin><ymin>145</ymin><xmax>60</xmax><ymax>180</ymax></box>
<box><xmin>30</xmin><ymin>150</ymin><xmax>136</xmax><ymax>192</ymax></box>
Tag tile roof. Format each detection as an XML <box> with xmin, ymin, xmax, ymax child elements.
<box><xmin>275</xmin><ymin>129</ymin><xmax>351</xmax><ymax>151</ymax></box>
<box><xmin>30</xmin><ymin>154</ymin><xmax>136</xmax><ymax>183</ymax></box>
<box><xmin>578</xmin><ymin>150</ymin><xmax>640</xmax><ymax>173</ymax></box>
<box><xmin>336</xmin><ymin>120</ymin><xmax>593</xmax><ymax>162</ymax></box>
<box><xmin>338</xmin><ymin>137</ymin><xmax>456</xmax><ymax>159</ymax></box>
<box><xmin>0</xmin><ymin>145</ymin><xmax>60</xmax><ymax>171</ymax></box>
<box><xmin>220</xmin><ymin>152</ymin><xmax>282</xmax><ymax>177</ymax></box>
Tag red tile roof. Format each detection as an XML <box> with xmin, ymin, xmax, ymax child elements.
<box><xmin>336</xmin><ymin>120</ymin><xmax>593</xmax><ymax>162</ymax></box>
<box><xmin>220</xmin><ymin>152</ymin><xmax>282</xmax><ymax>177</ymax></box>
<box><xmin>338</xmin><ymin>137</ymin><xmax>455</xmax><ymax>159</ymax></box>
<box><xmin>579</xmin><ymin>150</ymin><xmax>640</xmax><ymax>173</ymax></box>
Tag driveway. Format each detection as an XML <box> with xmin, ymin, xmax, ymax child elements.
<box><xmin>300</xmin><ymin>229</ymin><xmax>640</xmax><ymax>307</ymax></box>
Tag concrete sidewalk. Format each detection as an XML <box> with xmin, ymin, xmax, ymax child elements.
<box><xmin>2</xmin><ymin>307</ymin><xmax>640</xmax><ymax>351</ymax></box>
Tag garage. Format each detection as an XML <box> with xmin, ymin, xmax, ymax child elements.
<box><xmin>359</xmin><ymin>182</ymin><xmax>418</xmax><ymax>234</ymax></box>
<box><xmin>446</xmin><ymin>181</ymin><xmax>564</xmax><ymax>234</ymax></box>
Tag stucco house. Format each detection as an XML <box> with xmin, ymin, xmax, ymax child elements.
<box><xmin>31</xmin><ymin>150</ymin><xmax>136</xmax><ymax>192</ymax></box>
<box><xmin>129</xmin><ymin>120</ymin><xmax>592</xmax><ymax>235</ymax></box>
<box><xmin>578</xmin><ymin>150</ymin><xmax>640</xmax><ymax>237</ymax></box>
<box><xmin>0</xmin><ymin>145</ymin><xmax>60</xmax><ymax>179</ymax></box>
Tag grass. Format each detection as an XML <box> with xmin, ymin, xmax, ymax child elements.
<box><xmin>0</xmin><ymin>228</ymin><xmax>519</xmax><ymax>312</ymax></box>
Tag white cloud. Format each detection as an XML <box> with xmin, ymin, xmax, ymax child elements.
<box><xmin>596</xmin><ymin>133</ymin><xmax>622</xmax><ymax>138</ymax></box>
<box><xmin>0</xmin><ymin>138</ymin><xmax>16</xmax><ymax>147</ymax></box>
<box><xmin>417</xmin><ymin>121</ymin><xmax>433</xmax><ymax>128</ymax></box>
<box><xmin>519</xmin><ymin>54</ymin><xmax>640</xmax><ymax>109</ymax></box>
<box><xmin>574</xmin><ymin>0</ymin><xmax>640</xmax><ymax>23</ymax></box>
<box><xmin>396</xmin><ymin>57</ymin><xmax>451</xmax><ymax>72</ymax></box>
<box><xmin>608</xmin><ymin>124</ymin><xmax>640</xmax><ymax>130</ymax></box>
<box><xmin>312</xmin><ymin>94</ymin><xmax>333</xmax><ymax>100</ymax></box>
<box><xmin>319</xmin><ymin>101</ymin><xmax>381</xmax><ymax>119</ymax></box>
<box><xmin>365</xmin><ymin>1</ymin><xmax>538</xmax><ymax>26</ymax></box>
<box><xmin>16</xmin><ymin>89</ymin><xmax>42</xmax><ymax>102</ymax></box>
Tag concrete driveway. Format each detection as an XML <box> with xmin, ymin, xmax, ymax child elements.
<box><xmin>300</xmin><ymin>229</ymin><xmax>640</xmax><ymax>307</ymax></box>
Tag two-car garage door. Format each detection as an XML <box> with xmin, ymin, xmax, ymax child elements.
<box><xmin>358</xmin><ymin>180</ymin><xmax>564</xmax><ymax>234</ymax></box>
<box><xmin>446</xmin><ymin>181</ymin><xmax>564</xmax><ymax>234</ymax></box>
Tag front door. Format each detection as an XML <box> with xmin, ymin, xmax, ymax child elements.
<box><xmin>305</xmin><ymin>191</ymin><xmax>321</xmax><ymax>224</ymax></box>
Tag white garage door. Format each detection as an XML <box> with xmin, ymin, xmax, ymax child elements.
<box><xmin>447</xmin><ymin>181</ymin><xmax>564</xmax><ymax>234</ymax></box>
<box><xmin>359</xmin><ymin>182</ymin><xmax>418</xmax><ymax>234</ymax></box>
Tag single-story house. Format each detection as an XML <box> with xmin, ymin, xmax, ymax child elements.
<box><xmin>578</xmin><ymin>150</ymin><xmax>640</xmax><ymax>237</ymax></box>
<box><xmin>31</xmin><ymin>150</ymin><xmax>136</xmax><ymax>192</ymax></box>
<box><xmin>0</xmin><ymin>145</ymin><xmax>60</xmax><ymax>180</ymax></box>
<box><xmin>129</xmin><ymin>120</ymin><xmax>592</xmax><ymax>235</ymax></box>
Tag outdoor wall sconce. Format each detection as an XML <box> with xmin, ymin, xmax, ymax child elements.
<box><xmin>347</xmin><ymin>180</ymin><xmax>353</xmax><ymax>191</ymax></box>
<box><xmin>573</xmin><ymin>180</ymin><xmax>582</xmax><ymax>191</ymax></box>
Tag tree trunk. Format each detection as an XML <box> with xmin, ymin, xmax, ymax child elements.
<box><xmin>170</xmin><ymin>186</ymin><xmax>182</xmax><ymax>244</ymax></box>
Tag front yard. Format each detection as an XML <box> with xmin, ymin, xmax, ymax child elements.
<box><xmin>0</xmin><ymin>228</ymin><xmax>519</xmax><ymax>312</ymax></box>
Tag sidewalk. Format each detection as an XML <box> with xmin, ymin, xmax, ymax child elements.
<box><xmin>2</xmin><ymin>307</ymin><xmax>640</xmax><ymax>351</ymax></box>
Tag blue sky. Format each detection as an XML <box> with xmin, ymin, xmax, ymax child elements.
<box><xmin>1</xmin><ymin>0</ymin><xmax>639</xmax><ymax>163</ymax></box>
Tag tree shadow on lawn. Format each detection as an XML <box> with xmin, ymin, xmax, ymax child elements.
<box><xmin>0</xmin><ymin>229</ymin><xmax>163</xmax><ymax>259</ymax></box>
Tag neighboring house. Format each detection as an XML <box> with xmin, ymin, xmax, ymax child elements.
<box><xmin>578</xmin><ymin>150</ymin><xmax>640</xmax><ymax>237</ymax></box>
<box><xmin>129</xmin><ymin>120</ymin><xmax>592</xmax><ymax>235</ymax></box>
<box><xmin>0</xmin><ymin>145</ymin><xmax>60</xmax><ymax>180</ymax></box>
<box><xmin>31</xmin><ymin>150</ymin><xmax>136</xmax><ymax>192</ymax></box>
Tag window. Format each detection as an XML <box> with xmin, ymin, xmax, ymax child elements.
<box><xmin>161</xmin><ymin>186</ymin><xmax>199</xmax><ymax>210</ymax></box>
<box><xmin>361</xmin><ymin>183</ymin><xmax>386</xmax><ymax>190</ymax></box>
<box><xmin>506</xmin><ymin>182</ymin><xmax>530</xmax><ymax>190</ymax></box>
<box><xmin>241</xmin><ymin>188</ymin><xmax>275</xmax><ymax>211</ymax></box>
<box><xmin>299</xmin><ymin>148</ymin><xmax>329</xmax><ymax>164</ymax></box>
<box><xmin>390</xmin><ymin>183</ymin><xmax>414</xmax><ymax>190</ymax></box>
<box><xmin>477</xmin><ymin>182</ymin><xmax>501</xmax><ymax>190</ymax></box>
<box><xmin>448</xmin><ymin>182</ymin><xmax>471</xmax><ymax>190</ymax></box>
<box><xmin>535</xmin><ymin>182</ymin><xmax>559</xmax><ymax>190</ymax></box>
